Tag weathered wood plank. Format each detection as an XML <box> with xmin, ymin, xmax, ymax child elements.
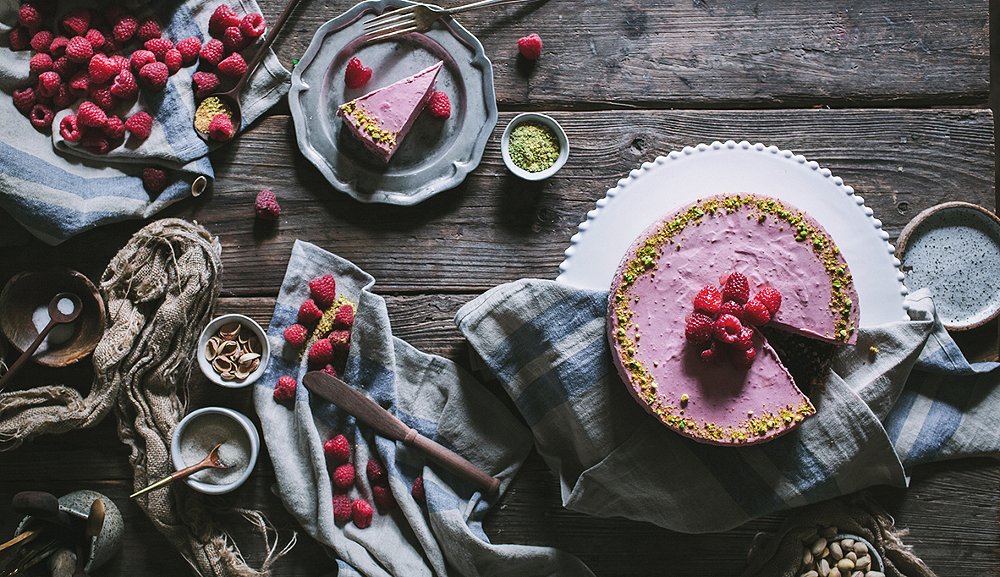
<box><xmin>269</xmin><ymin>0</ymin><xmax>989</xmax><ymax>107</ymax></box>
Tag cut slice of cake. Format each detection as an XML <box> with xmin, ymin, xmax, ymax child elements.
<box><xmin>608</xmin><ymin>194</ymin><xmax>860</xmax><ymax>446</ymax></box>
<box><xmin>337</xmin><ymin>61</ymin><xmax>443</xmax><ymax>163</ymax></box>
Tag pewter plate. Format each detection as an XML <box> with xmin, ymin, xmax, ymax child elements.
<box><xmin>289</xmin><ymin>0</ymin><xmax>498</xmax><ymax>205</ymax></box>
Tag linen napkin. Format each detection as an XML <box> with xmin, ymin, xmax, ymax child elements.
<box><xmin>0</xmin><ymin>0</ymin><xmax>290</xmax><ymax>244</ymax></box>
<box><xmin>455</xmin><ymin>281</ymin><xmax>1000</xmax><ymax>534</ymax></box>
<box><xmin>254</xmin><ymin>241</ymin><xmax>594</xmax><ymax>577</ymax></box>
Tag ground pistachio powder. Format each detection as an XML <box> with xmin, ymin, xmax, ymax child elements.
<box><xmin>194</xmin><ymin>96</ymin><xmax>233</xmax><ymax>133</ymax></box>
<box><xmin>508</xmin><ymin>122</ymin><xmax>560</xmax><ymax>173</ymax></box>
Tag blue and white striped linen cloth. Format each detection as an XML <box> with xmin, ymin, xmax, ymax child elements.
<box><xmin>455</xmin><ymin>281</ymin><xmax>1000</xmax><ymax>534</ymax></box>
<box><xmin>254</xmin><ymin>241</ymin><xmax>594</xmax><ymax>577</ymax></box>
<box><xmin>0</xmin><ymin>0</ymin><xmax>289</xmax><ymax>244</ymax></box>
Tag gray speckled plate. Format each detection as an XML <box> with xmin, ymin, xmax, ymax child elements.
<box><xmin>289</xmin><ymin>0</ymin><xmax>498</xmax><ymax>205</ymax></box>
<box><xmin>898</xmin><ymin>202</ymin><xmax>1000</xmax><ymax>330</ymax></box>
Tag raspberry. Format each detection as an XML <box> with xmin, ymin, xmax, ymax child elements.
<box><xmin>282</xmin><ymin>323</ymin><xmax>308</xmax><ymax>347</ymax></box>
<box><xmin>328</xmin><ymin>330</ymin><xmax>350</xmax><ymax>353</ymax></box>
<box><xmin>30</xmin><ymin>30</ymin><xmax>53</xmax><ymax>53</ymax></box>
<box><xmin>59</xmin><ymin>114</ymin><xmax>81</xmax><ymax>142</ymax></box>
<box><xmin>192</xmin><ymin>71</ymin><xmax>220</xmax><ymax>98</ymax></box>
<box><xmin>411</xmin><ymin>476</ymin><xmax>425</xmax><ymax>502</ymax></box>
<box><xmin>50</xmin><ymin>56</ymin><xmax>72</xmax><ymax>77</ymax></box>
<box><xmin>731</xmin><ymin>346</ymin><xmax>756</xmax><ymax>369</ymax></box>
<box><xmin>12</xmin><ymin>87</ymin><xmax>36</xmax><ymax>114</ymax></box>
<box><xmin>124</xmin><ymin>111</ymin><xmax>153</xmax><ymax>140</ymax></box>
<box><xmin>273</xmin><ymin>375</ymin><xmax>297</xmax><ymax>402</ymax></box>
<box><xmin>88</xmin><ymin>53</ymin><xmax>116</xmax><ymax>84</ymax></box>
<box><xmin>104</xmin><ymin>115</ymin><xmax>125</xmax><ymax>139</ymax></box>
<box><xmin>109</xmin><ymin>55</ymin><xmax>129</xmax><ymax>74</ymax></box>
<box><xmin>138</xmin><ymin>62</ymin><xmax>168</xmax><ymax>91</ymax></box>
<box><xmin>88</xmin><ymin>86</ymin><xmax>114</xmax><ymax>111</ymax></box>
<box><xmin>240</xmin><ymin>13</ymin><xmax>266</xmax><ymax>39</ymax></box>
<box><xmin>68</xmin><ymin>71</ymin><xmax>89</xmax><ymax>96</ymax></box>
<box><xmin>209</xmin><ymin>5</ymin><xmax>241</xmax><ymax>37</ymax></box>
<box><xmin>136</xmin><ymin>18</ymin><xmax>160</xmax><ymax>42</ymax></box>
<box><xmin>85</xmin><ymin>28</ymin><xmax>105</xmax><ymax>49</ymax></box>
<box><xmin>517</xmin><ymin>33</ymin><xmax>543</xmax><ymax>60</ymax></box>
<box><xmin>351</xmin><ymin>499</ymin><xmax>373</xmax><ymax>529</ymax></box>
<box><xmin>366</xmin><ymin>458</ymin><xmax>387</xmax><ymax>485</ymax></box>
<box><xmin>53</xmin><ymin>83</ymin><xmax>74</xmax><ymax>108</ymax></box>
<box><xmin>176</xmin><ymin>37</ymin><xmax>201</xmax><ymax>65</ymax></box>
<box><xmin>734</xmin><ymin>326</ymin><xmax>754</xmax><ymax>350</ymax></box>
<box><xmin>427</xmin><ymin>91</ymin><xmax>450</xmax><ymax>119</ymax></box>
<box><xmin>164</xmin><ymin>49</ymin><xmax>182</xmax><ymax>74</ymax></box>
<box><xmin>65</xmin><ymin>36</ymin><xmax>93</xmax><ymax>63</ymax></box>
<box><xmin>222</xmin><ymin>26</ymin><xmax>246</xmax><ymax>53</ymax></box>
<box><xmin>320</xmin><ymin>364</ymin><xmax>338</xmax><ymax>377</ymax></box>
<box><xmin>19</xmin><ymin>3</ymin><xmax>43</xmax><ymax>29</ymax></box>
<box><xmin>112</xmin><ymin>15</ymin><xmax>137</xmax><ymax>43</ymax></box>
<box><xmin>333</xmin><ymin>304</ymin><xmax>354</xmax><ymax>329</ymax></box>
<box><xmin>719</xmin><ymin>300</ymin><xmax>744</xmax><ymax>321</ymax></box>
<box><xmin>693</xmin><ymin>285</ymin><xmax>722</xmax><ymax>316</ymax></box>
<box><xmin>331</xmin><ymin>463</ymin><xmax>355</xmax><ymax>492</ymax></box>
<box><xmin>130</xmin><ymin>50</ymin><xmax>156</xmax><ymax>73</ymax></box>
<box><xmin>29</xmin><ymin>53</ymin><xmax>53</xmax><ymax>76</ymax></box>
<box><xmin>684</xmin><ymin>313</ymin><xmax>714</xmax><ymax>345</ymax></box>
<box><xmin>324</xmin><ymin>434</ymin><xmax>351</xmax><ymax>464</ymax></box>
<box><xmin>80</xmin><ymin>132</ymin><xmax>110</xmax><ymax>155</ymax></box>
<box><xmin>755</xmin><ymin>286</ymin><xmax>782</xmax><ymax>315</ymax></box>
<box><xmin>254</xmin><ymin>188</ymin><xmax>281</xmax><ymax>220</ymax></box>
<box><xmin>333</xmin><ymin>493</ymin><xmax>352</xmax><ymax>525</ymax></box>
<box><xmin>144</xmin><ymin>37</ymin><xmax>173</xmax><ymax>59</ymax></box>
<box><xmin>199</xmin><ymin>39</ymin><xmax>225</xmax><ymax>67</ymax></box>
<box><xmin>700</xmin><ymin>341</ymin><xmax>721</xmax><ymax>363</ymax></box>
<box><xmin>36</xmin><ymin>71</ymin><xmax>61</xmax><ymax>97</ymax></box>
<box><xmin>344</xmin><ymin>57</ymin><xmax>371</xmax><ymax>89</ymax></box>
<box><xmin>722</xmin><ymin>272</ymin><xmax>750</xmax><ymax>304</ymax></box>
<box><xmin>713</xmin><ymin>314</ymin><xmax>743</xmax><ymax>345</ymax></box>
<box><xmin>49</xmin><ymin>36</ymin><xmax>69</xmax><ymax>57</ymax></box>
<box><xmin>298</xmin><ymin>298</ymin><xmax>323</xmax><ymax>326</ymax></box>
<box><xmin>142</xmin><ymin>167</ymin><xmax>167</xmax><ymax>195</ymax></box>
<box><xmin>208</xmin><ymin>113</ymin><xmax>234</xmax><ymax>141</ymax></box>
<box><xmin>62</xmin><ymin>9</ymin><xmax>91</xmax><ymax>37</ymax></box>
<box><xmin>373</xmin><ymin>485</ymin><xmax>396</xmax><ymax>512</ymax></box>
<box><xmin>9</xmin><ymin>27</ymin><xmax>30</xmax><ymax>51</ymax></box>
<box><xmin>743</xmin><ymin>299</ymin><xmax>771</xmax><ymax>327</ymax></box>
<box><xmin>110</xmin><ymin>69</ymin><xmax>138</xmax><ymax>101</ymax></box>
<box><xmin>28</xmin><ymin>104</ymin><xmax>53</xmax><ymax>130</ymax></box>
<box><xmin>308</xmin><ymin>338</ymin><xmax>334</xmax><ymax>366</ymax></box>
<box><xmin>217</xmin><ymin>53</ymin><xmax>247</xmax><ymax>78</ymax></box>
<box><xmin>308</xmin><ymin>275</ymin><xmax>337</xmax><ymax>309</ymax></box>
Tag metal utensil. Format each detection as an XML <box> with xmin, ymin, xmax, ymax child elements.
<box><xmin>302</xmin><ymin>372</ymin><xmax>500</xmax><ymax>496</ymax></box>
<box><xmin>11</xmin><ymin>492</ymin><xmax>73</xmax><ymax>528</ymax></box>
<box><xmin>130</xmin><ymin>443</ymin><xmax>229</xmax><ymax>498</ymax></box>
<box><xmin>0</xmin><ymin>292</ymin><xmax>81</xmax><ymax>392</ymax></box>
<box><xmin>71</xmin><ymin>499</ymin><xmax>104</xmax><ymax>577</ymax></box>
<box><xmin>364</xmin><ymin>0</ymin><xmax>537</xmax><ymax>42</ymax></box>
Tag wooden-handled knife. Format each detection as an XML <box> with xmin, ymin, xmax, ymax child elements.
<box><xmin>302</xmin><ymin>372</ymin><xmax>501</xmax><ymax>497</ymax></box>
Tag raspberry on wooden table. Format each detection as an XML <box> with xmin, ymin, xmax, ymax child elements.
<box><xmin>517</xmin><ymin>33</ymin><xmax>543</xmax><ymax>60</ymax></box>
<box><xmin>254</xmin><ymin>189</ymin><xmax>281</xmax><ymax>220</ymax></box>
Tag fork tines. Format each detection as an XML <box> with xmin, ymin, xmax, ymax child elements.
<box><xmin>363</xmin><ymin>6</ymin><xmax>421</xmax><ymax>41</ymax></box>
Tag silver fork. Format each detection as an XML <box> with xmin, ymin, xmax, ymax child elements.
<box><xmin>364</xmin><ymin>0</ymin><xmax>538</xmax><ymax>42</ymax></box>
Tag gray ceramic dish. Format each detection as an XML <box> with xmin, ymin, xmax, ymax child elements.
<box><xmin>897</xmin><ymin>201</ymin><xmax>1000</xmax><ymax>330</ymax></box>
<box><xmin>289</xmin><ymin>0</ymin><xmax>498</xmax><ymax>205</ymax></box>
<box><xmin>15</xmin><ymin>490</ymin><xmax>124</xmax><ymax>573</ymax></box>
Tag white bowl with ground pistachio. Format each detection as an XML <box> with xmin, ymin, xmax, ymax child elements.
<box><xmin>501</xmin><ymin>113</ymin><xmax>569</xmax><ymax>181</ymax></box>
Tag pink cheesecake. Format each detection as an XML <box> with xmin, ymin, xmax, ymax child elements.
<box><xmin>337</xmin><ymin>61</ymin><xmax>443</xmax><ymax>163</ymax></box>
<box><xmin>608</xmin><ymin>194</ymin><xmax>860</xmax><ymax>445</ymax></box>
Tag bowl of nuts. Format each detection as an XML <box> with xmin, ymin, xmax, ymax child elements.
<box><xmin>197</xmin><ymin>314</ymin><xmax>269</xmax><ymax>388</ymax></box>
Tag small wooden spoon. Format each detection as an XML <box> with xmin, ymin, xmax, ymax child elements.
<box><xmin>0</xmin><ymin>292</ymin><xmax>82</xmax><ymax>392</ymax></box>
<box><xmin>194</xmin><ymin>0</ymin><xmax>306</xmax><ymax>141</ymax></box>
<box><xmin>130</xmin><ymin>444</ymin><xmax>229</xmax><ymax>498</ymax></box>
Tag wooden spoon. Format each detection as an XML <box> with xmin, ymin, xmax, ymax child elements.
<box><xmin>130</xmin><ymin>443</ymin><xmax>229</xmax><ymax>498</ymax></box>
<box><xmin>193</xmin><ymin>0</ymin><xmax>306</xmax><ymax>141</ymax></box>
<box><xmin>71</xmin><ymin>499</ymin><xmax>104</xmax><ymax>577</ymax></box>
<box><xmin>0</xmin><ymin>292</ymin><xmax>81</xmax><ymax>392</ymax></box>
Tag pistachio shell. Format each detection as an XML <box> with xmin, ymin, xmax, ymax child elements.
<box><xmin>219</xmin><ymin>322</ymin><xmax>241</xmax><ymax>340</ymax></box>
<box><xmin>239</xmin><ymin>352</ymin><xmax>261</xmax><ymax>364</ymax></box>
<box><xmin>212</xmin><ymin>357</ymin><xmax>234</xmax><ymax>373</ymax></box>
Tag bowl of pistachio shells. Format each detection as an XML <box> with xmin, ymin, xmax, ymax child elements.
<box><xmin>196</xmin><ymin>314</ymin><xmax>269</xmax><ymax>388</ymax></box>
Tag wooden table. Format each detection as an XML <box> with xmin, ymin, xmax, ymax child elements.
<box><xmin>1</xmin><ymin>1</ymin><xmax>997</xmax><ymax>575</ymax></box>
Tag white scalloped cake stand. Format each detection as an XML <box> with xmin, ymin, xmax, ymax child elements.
<box><xmin>557</xmin><ymin>141</ymin><xmax>910</xmax><ymax>327</ymax></box>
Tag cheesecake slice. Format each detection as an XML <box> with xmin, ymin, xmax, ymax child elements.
<box><xmin>337</xmin><ymin>61</ymin><xmax>443</xmax><ymax>163</ymax></box>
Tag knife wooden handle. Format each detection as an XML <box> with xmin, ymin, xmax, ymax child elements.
<box><xmin>403</xmin><ymin>429</ymin><xmax>500</xmax><ymax>497</ymax></box>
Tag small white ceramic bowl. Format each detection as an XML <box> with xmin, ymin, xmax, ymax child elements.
<box><xmin>501</xmin><ymin>113</ymin><xmax>569</xmax><ymax>181</ymax></box>
<box><xmin>170</xmin><ymin>407</ymin><xmax>260</xmax><ymax>495</ymax></box>
<box><xmin>196</xmin><ymin>314</ymin><xmax>270</xmax><ymax>388</ymax></box>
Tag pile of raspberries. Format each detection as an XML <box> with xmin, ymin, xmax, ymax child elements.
<box><xmin>684</xmin><ymin>272</ymin><xmax>782</xmax><ymax>369</ymax></box>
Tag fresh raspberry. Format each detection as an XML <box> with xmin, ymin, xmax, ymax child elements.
<box><xmin>53</xmin><ymin>83</ymin><xmax>74</xmax><ymax>108</ymax></box>
<box><xmin>719</xmin><ymin>300</ymin><xmax>744</xmax><ymax>321</ymax></box>
<box><xmin>62</xmin><ymin>9</ymin><xmax>91</xmax><ymax>37</ymax></box>
<box><xmin>8</xmin><ymin>27</ymin><xmax>30</xmax><ymax>52</ymax></box>
<box><xmin>142</xmin><ymin>167</ymin><xmax>167</xmax><ymax>195</ymax></box>
<box><xmin>222</xmin><ymin>26</ymin><xmax>246</xmax><ymax>53</ymax></box>
<box><xmin>351</xmin><ymin>499</ymin><xmax>373</xmax><ymax>528</ymax></box>
<box><xmin>136</xmin><ymin>18</ymin><xmax>161</xmax><ymax>42</ymax></box>
<box><xmin>333</xmin><ymin>493</ymin><xmax>352</xmax><ymax>525</ymax></box>
<box><xmin>240</xmin><ymin>13</ymin><xmax>266</xmax><ymax>39</ymax></box>
<box><xmin>175</xmin><ymin>37</ymin><xmax>201</xmax><ymax>65</ymax></box>
<box><xmin>722</xmin><ymin>272</ymin><xmax>750</xmax><ymax>304</ymax></box>
<box><xmin>324</xmin><ymin>434</ymin><xmax>351</xmax><ymax>464</ymax></box>
<box><xmin>734</xmin><ymin>326</ymin><xmax>754</xmax><ymax>350</ymax></box>
<box><xmin>344</xmin><ymin>57</ymin><xmax>371</xmax><ymax>89</ymax></box>
<box><xmin>282</xmin><ymin>323</ymin><xmax>308</xmax><ymax>347</ymax></box>
<box><xmin>320</xmin><ymin>364</ymin><xmax>338</xmax><ymax>377</ymax></box>
<box><xmin>104</xmin><ymin>115</ymin><xmax>125</xmax><ymax>139</ymax></box>
<box><xmin>80</xmin><ymin>132</ymin><xmax>110</xmax><ymax>154</ymax></box>
<box><xmin>49</xmin><ymin>36</ymin><xmax>69</xmax><ymax>57</ymax></box>
<box><xmin>124</xmin><ymin>111</ymin><xmax>153</xmax><ymax>140</ymax></box>
<box><xmin>308</xmin><ymin>275</ymin><xmax>337</xmax><ymax>309</ymax></box>
<box><xmin>59</xmin><ymin>114</ymin><xmax>82</xmax><ymax>142</ymax></box>
<box><xmin>273</xmin><ymin>375</ymin><xmax>297</xmax><ymax>402</ymax></box>
<box><xmin>427</xmin><ymin>91</ymin><xmax>450</xmax><ymax>119</ymax></box>
<box><xmin>755</xmin><ymin>286</ymin><xmax>782</xmax><ymax>315</ymax></box>
<box><xmin>163</xmin><ymin>49</ymin><xmax>182</xmax><ymax>74</ymax></box>
<box><xmin>298</xmin><ymin>300</ymin><xmax>323</xmax><ymax>327</ymax></box>
<box><xmin>85</xmin><ymin>28</ymin><xmax>105</xmax><ymax>49</ymax></box>
<box><xmin>109</xmin><ymin>55</ymin><xmax>129</xmax><ymax>74</ymax></box>
<box><xmin>333</xmin><ymin>304</ymin><xmax>355</xmax><ymax>329</ymax></box>
<box><xmin>28</xmin><ymin>104</ymin><xmax>53</xmax><ymax>130</ymax></box>
<box><xmin>192</xmin><ymin>71</ymin><xmax>220</xmax><ymax>98</ymax></box>
<box><xmin>743</xmin><ymin>299</ymin><xmax>771</xmax><ymax>327</ymax></box>
<box><xmin>328</xmin><ymin>330</ymin><xmax>350</xmax><ymax>353</ymax></box>
<box><xmin>208</xmin><ymin>113</ymin><xmax>234</xmax><ymax>141</ymax></box>
<box><xmin>12</xmin><ymin>87</ymin><xmax>36</xmax><ymax>114</ymax></box>
<box><xmin>36</xmin><ymin>71</ymin><xmax>61</xmax><ymax>97</ymax></box>
<box><xmin>411</xmin><ymin>476</ymin><xmax>425</xmax><ymax>502</ymax></box>
<box><xmin>217</xmin><ymin>53</ymin><xmax>247</xmax><ymax>78</ymax></box>
<box><xmin>88</xmin><ymin>53</ymin><xmax>116</xmax><ymax>84</ymax></box>
<box><xmin>693</xmin><ymin>285</ymin><xmax>722</xmax><ymax>316</ymax></box>
<box><xmin>712</xmin><ymin>314</ymin><xmax>743</xmax><ymax>345</ymax></box>
<box><xmin>209</xmin><ymin>5</ymin><xmax>241</xmax><ymax>37</ymax></box>
<box><xmin>50</xmin><ymin>56</ymin><xmax>73</xmax><ymax>77</ymax></box>
<box><xmin>19</xmin><ymin>3</ymin><xmax>43</xmax><ymax>29</ymax></box>
<box><xmin>112</xmin><ymin>15</ymin><xmax>137</xmax><ymax>43</ymax></box>
<box><xmin>30</xmin><ymin>30</ymin><xmax>53</xmax><ymax>53</ymax></box>
<box><xmin>65</xmin><ymin>36</ymin><xmax>93</xmax><ymax>63</ymax></box>
<box><xmin>307</xmin><ymin>338</ymin><xmax>334</xmax><ymax>366</ymax></box>
<box><xmin>731</xmin><ymin>346</ymin><xmax>756</xmax><ymax>369</ymax></box>
<box><xmin>110</xmin><ymin>69</ymin><xmax>138</xmax><ymax>101</ymax></box>
<box><xmin>199</xmin><ymin>39</ymin><xmax>225</xmax><ymax>67</ymax></box>
<box><xmin>700</xmin><ymin>341</ymin><xmax>721</xmax><ymax>363</ymax></box>
<box><xmin>100</xmin><ymin>37</ymin><xmax>119</xmax><ymax>56</ymax></box>
<box><xmin>254</xmin><ymin>188</ymin><xmax>281</xmax><ymax>220</ymax></box>
<box><xmin>29</xmin><ymin>53</ymin><xmax>53</xmax><ymax>76</ymax></box>
<box><xmin>366</xmin><ymin>458</ymin><xmax>387</xmax><ymax>485</ymax></box>
<box><xmin>68</xmin><ymin>71</ymin><xmax>89</xmax><ymax>96</ymax></box>
<box><xmin>88</xmin><ymin>86</ymin><xmax>114</xmax><ymax>111</ymax></box>
<box><xmin>130</xmin><ymin>49</ymin><xmax>156</xmax><ymax>73</ymax></box>
<box><xmin>331</xmin><ymin>463</ymin><xmax>355</xmax><ymax>491</ymax></box>
<box><xmin>684</xmin><ymin>313</ymin><xmax>714</xmax><ymax>345</ymax></box>
<box><xmin>373</xmin><ymin>485</ymin><xmax>396</xmax><ymax>512</ymax></box>
<box><xmin>144</xmin><ymin>37</ymin><xmax>173</xmax><ymax>59</ymax></box>
<box><xmin>517</xmin><ymin>33</ymin><xmax>543</xmax><ymax>60</ymax></box>
<box><xmin>138</xmin><ymin>62</ymin><xmax>168</xmax><ymax>91</ymax></box>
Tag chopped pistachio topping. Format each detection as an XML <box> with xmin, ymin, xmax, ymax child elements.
<box><xmin>339</xmin><ymin>101</ymin><xmax>397</xmax><ymax>147</ymax></box>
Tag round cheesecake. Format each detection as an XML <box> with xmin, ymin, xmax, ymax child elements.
<box><xmin>608</xmin><ymin>194</ymin><xmax>860</xmax><ymax>445</ymax></box>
